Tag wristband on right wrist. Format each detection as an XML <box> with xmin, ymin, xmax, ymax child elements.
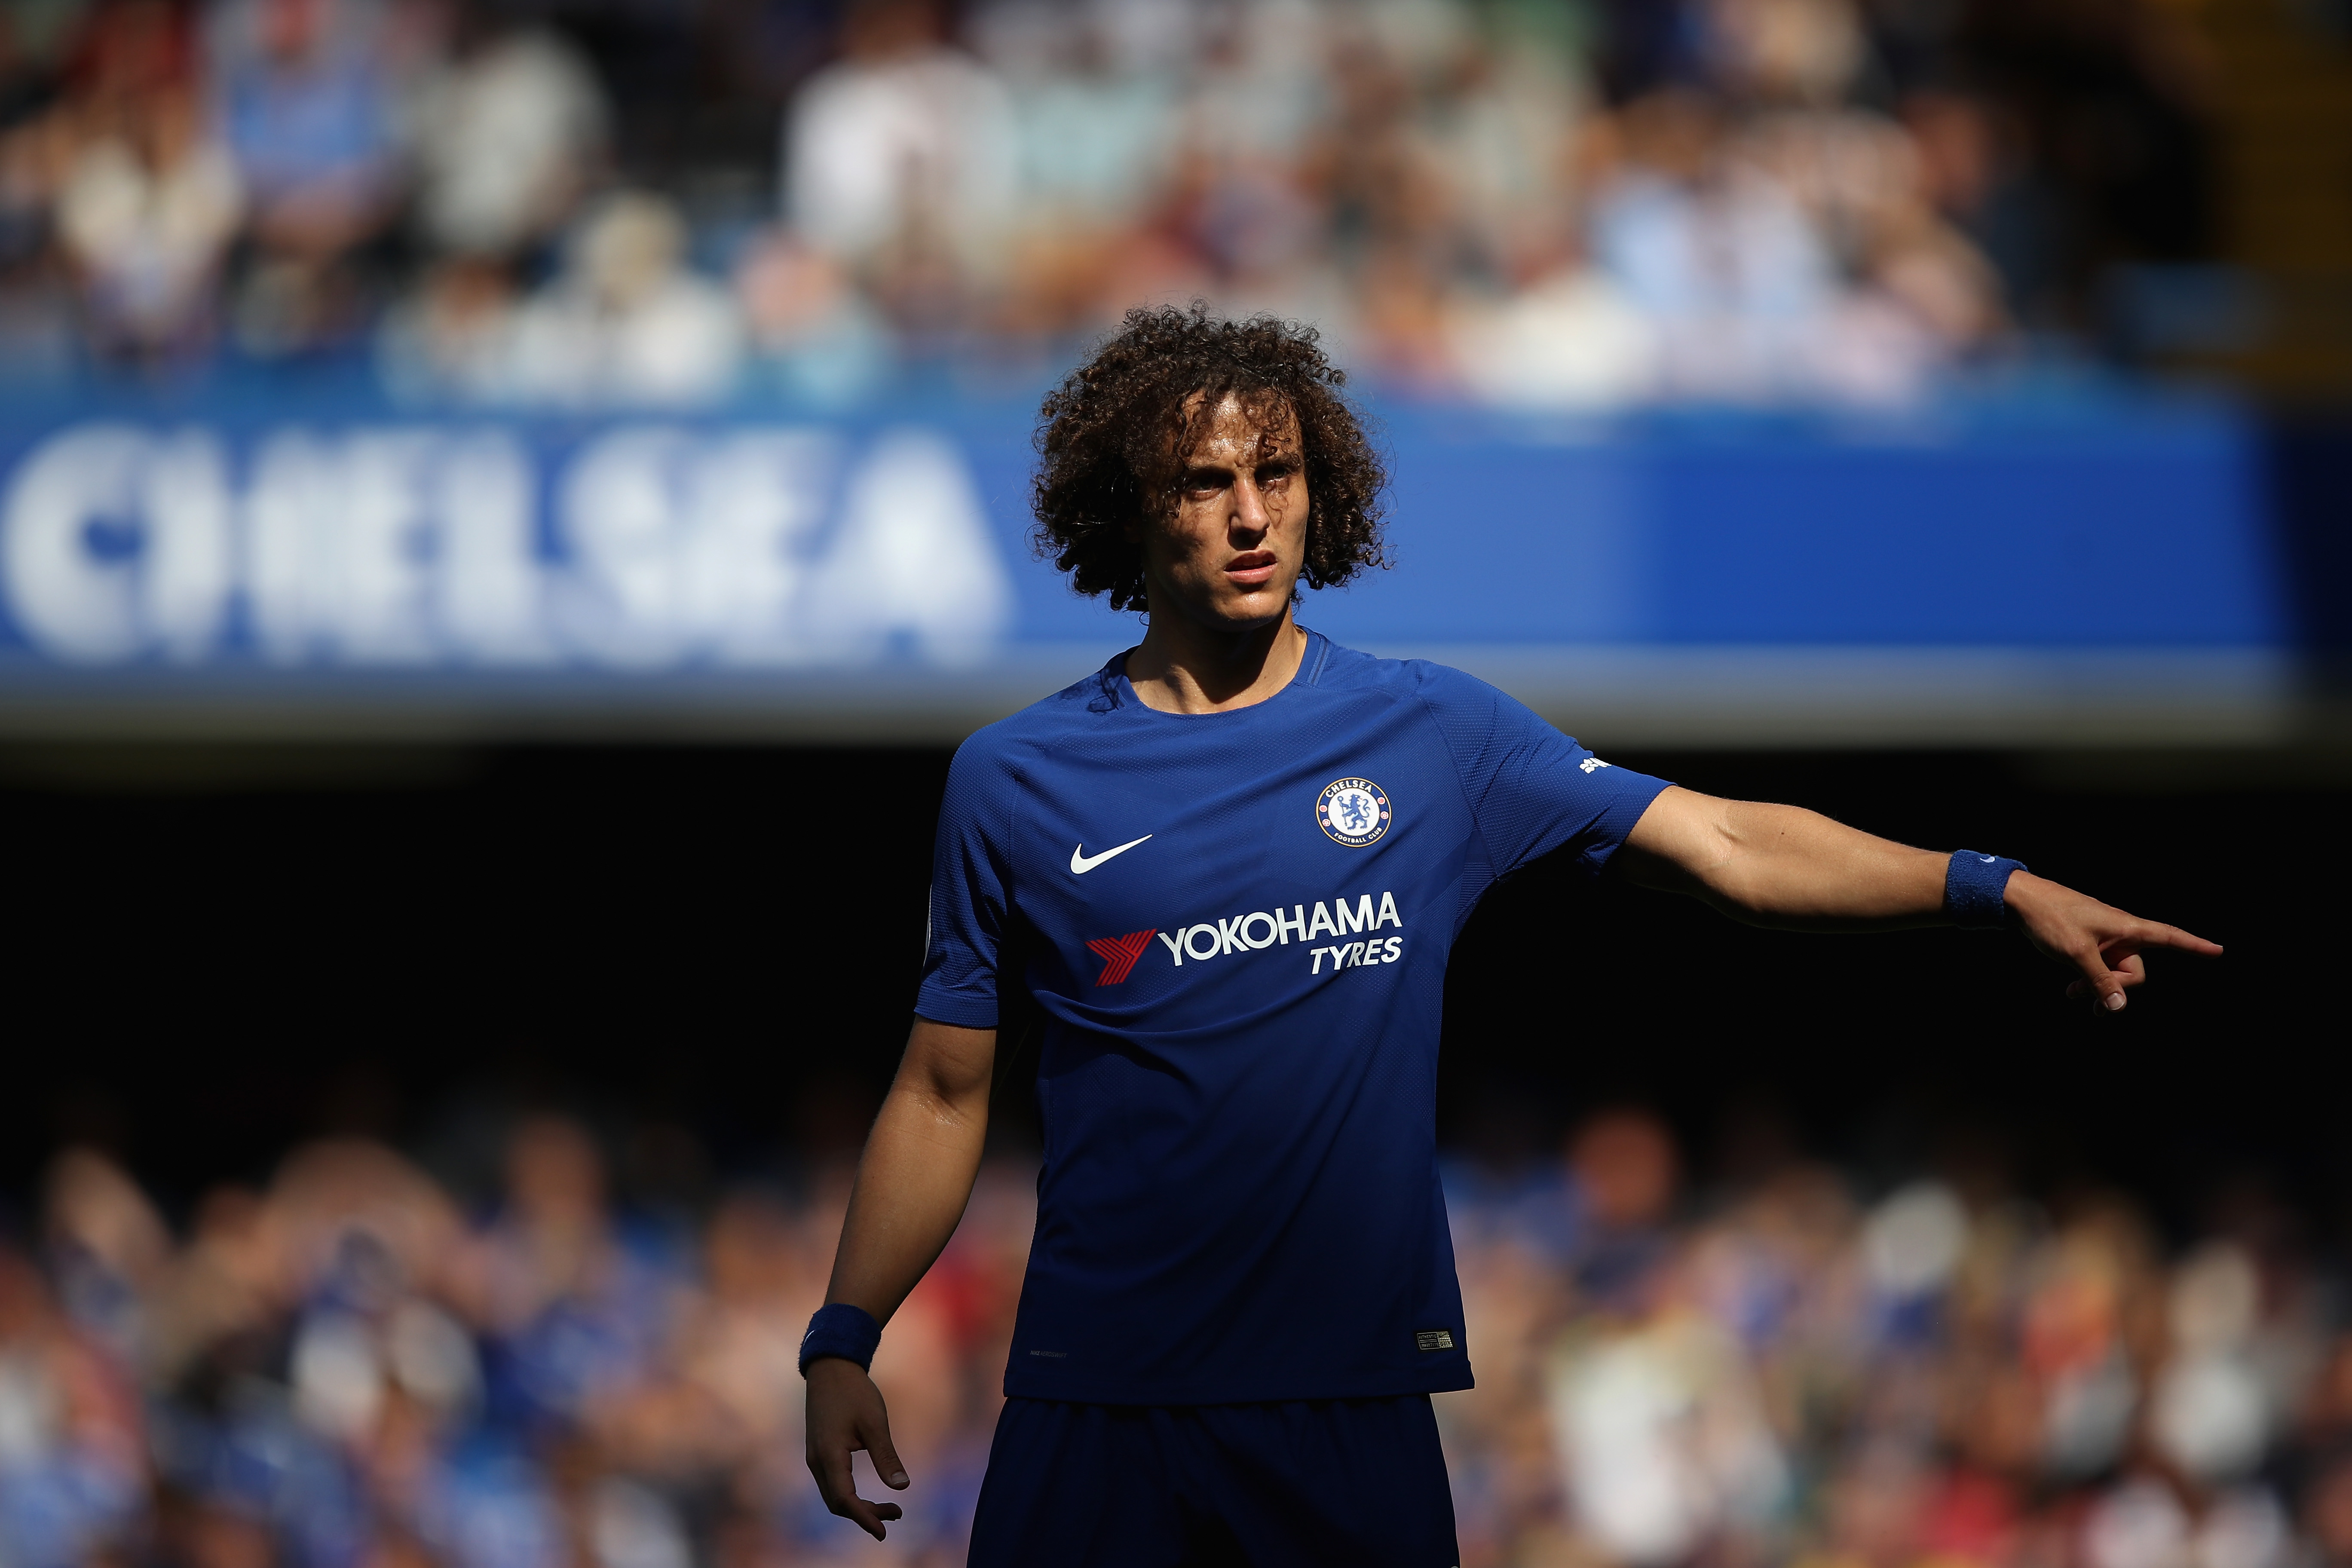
<box><xmin>799</xmin><ymin>1302</ymin><xmax>882</xmax><ymax>1376</ymax></box>
<box><xmin>1945</xmin><ymin>850</ymin><xmax>2027</xmax><ymax>929</ymax></box>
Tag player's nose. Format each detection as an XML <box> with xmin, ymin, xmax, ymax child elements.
<box><xmin>1229</xmin><ymin>476</ymin><xmax>1271</xmax><ymax>538</ymax></box>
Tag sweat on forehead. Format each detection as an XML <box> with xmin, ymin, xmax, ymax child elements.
<box><xmin>1172</xmin><ymin>389</ymin><xmax>1300</xmax><ymax>463</ymax></box>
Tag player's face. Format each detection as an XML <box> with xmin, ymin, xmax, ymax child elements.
<box><xmin>1136</xmin><ymin>394</ymin><xmax>1309</xmax><ymax>634</ymax></box>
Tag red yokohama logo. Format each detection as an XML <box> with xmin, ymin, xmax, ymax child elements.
<box><xmin>1084</xmin><ymin>929</ymin><xmax>1158</xmax><ymax>985</ymax></box>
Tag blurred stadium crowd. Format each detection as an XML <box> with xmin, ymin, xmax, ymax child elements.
<box><xmin>0</xmin><ymin>0</ymin><xmax>2220</xmax><ymax>407</ymax></box>
<box><xmin>6</xmin><ymin>1106</ymin><xmax>2349</xmax><ymax>1568</ymax></box>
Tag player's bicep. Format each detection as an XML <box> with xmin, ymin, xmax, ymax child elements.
<box><xmin>898</xmin><ymin>1017</ymin><xmax>997</xmax><ymax>1114</ymax></box>
<box><xmin>1615</xmin><ymin>784</ymin><xmax>1734</xmax><ymax>893</ymax></box>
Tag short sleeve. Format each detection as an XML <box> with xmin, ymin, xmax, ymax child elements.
<box><xmin>914</xmin><ymin>737</ymin><xmax>1014</xmax><ymax>1028</ymax></box>
<box><xmin>1414</xmin><ymin>665</ymin><xmax>1672</xmax><ymax>877</ymax></box>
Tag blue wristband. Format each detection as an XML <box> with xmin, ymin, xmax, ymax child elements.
<box><xmin>799</xmin><ymin>1302</ymin><xmax>882</xmax><ymax>1376</ymax></box>
<box><xmin>1946</xmin><ymin>850</ymin><xmax>2027</xmax><ymax>929</ymax></box>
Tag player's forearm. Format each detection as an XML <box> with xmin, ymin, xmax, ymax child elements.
<box><xmin>823</xmin><ymin>1020</ymin><xmax>995</xmax><ymax>1325</ymax></box>
<box><xmin>1625</xmin><ymin>790</ymin><xmax>1947</xmax><ymax>929</ymax></box>
<box><xmin>1698</xmin><ymin>801</ymin><xmax>1946</xmax><ymax>926</ymax></box>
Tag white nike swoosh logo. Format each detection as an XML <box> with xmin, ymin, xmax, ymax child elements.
<box><xmin>1070</xmin><ymin>835</ymin><xmax>1152</xmax><ymax>874</ymax></box>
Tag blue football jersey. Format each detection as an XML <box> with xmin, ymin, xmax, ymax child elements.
<box><xmin>917</xmin><ymin>632</ymin><xmax>1672</xmax><ymax>1404</ymax></box>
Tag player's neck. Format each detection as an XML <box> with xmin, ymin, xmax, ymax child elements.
<box><xmin>1125</xmin><ymin>610</ymin><xmax>1308</xmax><ymax>715</ymax></box>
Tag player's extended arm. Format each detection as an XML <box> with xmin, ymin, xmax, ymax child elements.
<box><xmin>1616</xmin><ymin>785</ymin><xmax>2220</xmax><ymax>1011</ymax></box>
<box><xmin>805</xmin><ymin>1017</ymin><xmax>996</xmax><ymax>1540</ymax></box>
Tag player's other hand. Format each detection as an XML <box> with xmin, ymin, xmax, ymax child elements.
<box><xmin>805</xmin><ymin>1356</ymin><xmax>910</xmax><ymax>1540</ymax></box>
<box><xmin>2002</xmin><ymin>870</ymin><xmax>2222</xmax><ymax>1012</ymax></box>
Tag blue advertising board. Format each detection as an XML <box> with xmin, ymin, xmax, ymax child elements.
<box><xmin>0</xmin><ymin>388</ymin><xmax>2302</xmax><ymax>744</ymax></box>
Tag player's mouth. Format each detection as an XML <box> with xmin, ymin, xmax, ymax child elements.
<box><xmin>1224</xmin><ymin>551</ymin><xmax>1280</xmax><ymax>587</ymax></box>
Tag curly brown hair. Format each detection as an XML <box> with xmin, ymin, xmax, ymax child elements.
<box><xmin>1031</xmin><ymin>304</ymin><xmax>1390</xmax><ymax>612</ymax></box>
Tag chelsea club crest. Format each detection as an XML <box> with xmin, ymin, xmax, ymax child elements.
<box><xmin>1316</xmin><ymin>777</ymin><xmax>1392</xmax><ymax>847</ymax></box>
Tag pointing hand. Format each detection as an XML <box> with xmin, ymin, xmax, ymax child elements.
<box><xmin>2001</xmin><ymin>870</ymin><xmax>2222</xmax><ymax>1012</ymax></box>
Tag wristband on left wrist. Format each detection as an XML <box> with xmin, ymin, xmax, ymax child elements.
<box><xmin>1946</xmin><ymin>850</ymin><xmax>2027</xmax><ymax>929</ymax></box>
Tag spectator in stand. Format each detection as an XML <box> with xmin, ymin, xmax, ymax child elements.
<box><xmin>0</xmin><ymin>0</ymin><xmax>2236</xmax><ymax>399</ymax></box>
<box><xmin>974</xmin><ymin>0</ymin><xmax>1189</xmax><ymax>340</ymax></box>
<box><xmin>506</xmin><ymin>190</ymin><xmax>743</xmax><ymax>407</ymax></box>
<box><xmin>376</xmin><ymin>3</ymin><xmax>609</xmax><ymax>405</ymax></box>
<box><xmin>0</xmin><ymin>0</ymin><xmax>193</xmax><ymax>374</ymax></box>
<box><xmin>13</xmin><ymin>1100</ymin><xmax>2352</xmax><ymax>1566</ymax></box>
<box><xmin>0</xmin><ymin>1184</ymin><xmax>148</xmax><ymax>1568</ymax></box>
<box><xmin>205</xmin><ymin>0</ymin><xmax>408</xmax><ymax>355</ymax></box>
<box><xmin>475</xmin><ymin>1115</ymin><xmax>667</xmax><ymax>1401</ymax></box>
<box><xmin>783</xmin><ymin>0</ymin><xmax>1018</xmax><ymax>334</ymax></box>
<box><xmin>731</xmin><ymin>224</ymin><xmax>893</xmax><ymax>403</ymax></box>
<box><xmin>375</xmin><ymin>249</ymin><xmax>520</xmax><ymax>402</ymax></box>
<box><xmin>1902</xmin><ymin>86</ymin><xmax>2063</xmax><ymax>329</ymax></box>
<box><xmin>1563</xmin><ymin>1108</ymin><xmax>1683</xmax><ymax>1306</ymax></box>
<box><xmin>54</xmin><ymin>75</ymin><xmax>242</xmax><ymax>360</ymax></box>
<box><xmin>675</xmin><ymin>1192</ymin><xmax>822</xmax><ymax>1517</ymax></box>
<box><xmin>40</xmin><ymin>1146</ymin><xmax>172</xmax><ymax>1374</ymax></box>
<box><xmin>1162</xmin><ymin>0</ymin><xmax>1349</xmax><ymax>345</ymax></box>
<box><xmin>1415</xmin><ymin>16</ymin><xmax>1588</xmax><ymax>289</ymax></box>
<box><xmin>407</xmin><ymin>6</ymin><xmax>606</xmax><ymax>263</ymax></box>
<box><xmin>1718</xmin><ymin>0</ymin><xmax>2006</xmax><ymax>388</ymax></box>
<box><xmin>1571</xmin><ymin>0</ymin><xmax>2005</xmax><ymax>406</ymax></box>
<box><xmin>1582</xmin><ymin>88</ymin><xmax>1841</xmax><ymax>401</ymax></box>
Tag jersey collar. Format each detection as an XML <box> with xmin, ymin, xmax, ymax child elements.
<box><xmin>1097</xmin><ymin>628</ymin><xmax>1331</xmax><ymax>716</ymax></box>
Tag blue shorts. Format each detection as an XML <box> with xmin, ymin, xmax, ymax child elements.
<box><xmin>966</xmin><ymin>1395</ymin><xmax>1461</xmax><ymax>1568</ymax></box>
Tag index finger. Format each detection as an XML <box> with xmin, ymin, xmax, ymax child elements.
<box><xmin>2128</xmin><ymin>920</ymin><xmax>2223</xmax><ymax>957</ymax></box>
<box><xmin>811</xmin><ymin>1442</ymin><xmax>895</xmax><ymax>1541</ymax></box>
